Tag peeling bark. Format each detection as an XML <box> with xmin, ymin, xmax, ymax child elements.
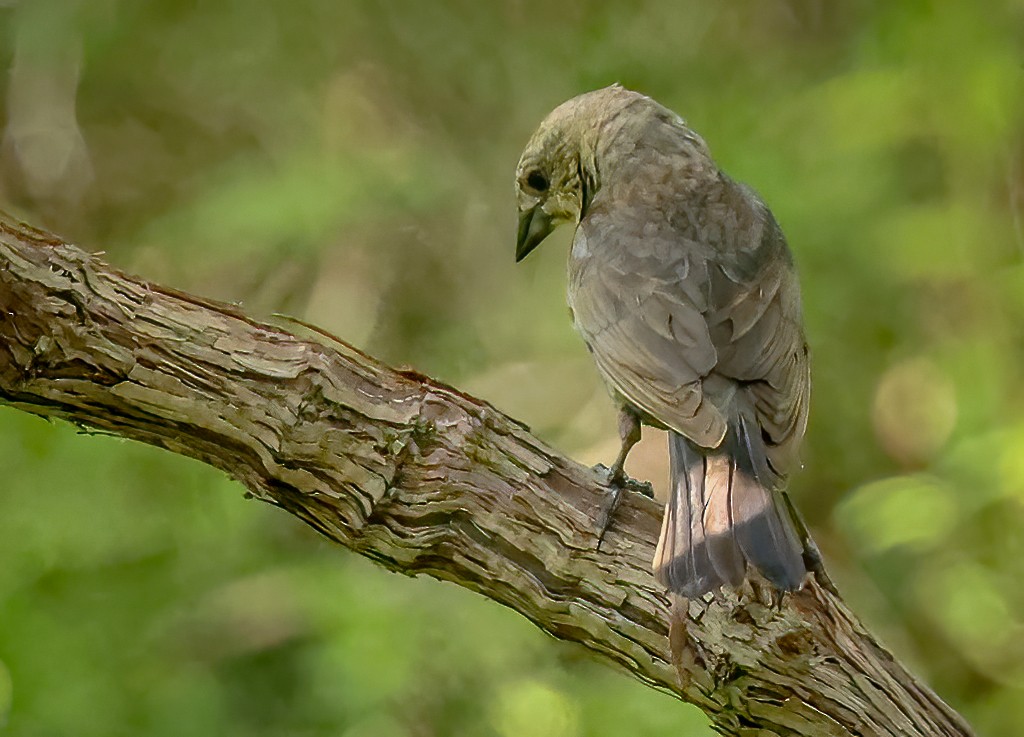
<box><xmin>0</xmin><ymin>212</ymin><xmax>975</xmax><ymax>736</ymax></box>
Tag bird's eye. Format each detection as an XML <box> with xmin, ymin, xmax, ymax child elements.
<box><xmin>525</xmin><ymin>170</ymin><xmax>549</xmax><ymax>193</ymax></box>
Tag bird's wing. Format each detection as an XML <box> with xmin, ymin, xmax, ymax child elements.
<box><xmin>569</xmin><ymin>221</ymin><xmax>728</xmax><ymax>448</ymax></box>
<box><xmin>708</xmin><ymin>216</ymin><xmax>810</xmax><ymax>480</ymax></box>
<box><xmin>571</xmin><ymin>203</ymin><xmax>809</xmax><ymax>470</ymax></box>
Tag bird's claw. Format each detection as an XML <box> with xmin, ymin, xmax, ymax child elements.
<box><xmin>592</xmin><ymin>463</ymin><xmax>654</xmax><ymax>498</ymax></box>
<box><xmin>595</xmin><ymin>483</ymin><xmax>622</xmax><ymax>549</ymax></box>
<box><xmin>592</xmin><ymin>464</ymin><xmax>655</xmax><ymax>550</ymax></box>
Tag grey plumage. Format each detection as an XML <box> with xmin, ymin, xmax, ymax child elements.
<box><xmin>515</xmin><ymin>85</ymin><xmax>810</xmax><ymax>598</ymax></box>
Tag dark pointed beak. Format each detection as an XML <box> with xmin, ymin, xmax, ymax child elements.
<box><xmin>516</xmin><ymin>206</ymin><xmax>555</xmax><ymax>262</ymax></box>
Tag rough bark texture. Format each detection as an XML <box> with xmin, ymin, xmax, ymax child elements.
<box><xmin>0</xmin><ymin>212</ymin><xmax>975</xmax><ymax>737</ymax></box>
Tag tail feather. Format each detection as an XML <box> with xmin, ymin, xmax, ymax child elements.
<box><xmin>701</xmin><ymin>452</ymin><xmax>746</xmax><ymax>586</ymax></box>
<box><xmin>653</xmin><ymin>424</ymin><xmax>806</xmax><ymax>597</ymax></box>
<box><xmin>654</xmin><ymin>440</ymin><xmax>713</xmax><ymax>595</ymax></box>
<box><xmin>732</xmin><ymin>415</ymin><xmax>805</xmax><ymax>590</ymax></box>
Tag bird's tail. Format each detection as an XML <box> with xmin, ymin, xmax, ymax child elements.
<box><xmin>652</xmin><ymin>418</ymin><xmax>807</xmax><ymax>598</ymax></box>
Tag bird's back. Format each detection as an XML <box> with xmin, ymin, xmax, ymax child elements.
<box><xmin>568</xmin><ymin>132</ymin><xmax>809</xmax><ymax>481</ymax></box>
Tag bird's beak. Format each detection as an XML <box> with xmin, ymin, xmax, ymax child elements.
<box><xmin>516</xmin><ymin>206</ymin><xmax>555</xmax><ymax>262</ymax></box>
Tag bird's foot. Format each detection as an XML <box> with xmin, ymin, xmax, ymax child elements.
<box><xmin>592</xmin><ymin>463</ymin><xmax>655</xmax><ymax>498</ymax></box>
<box><xmin>592</xmin><ymin>464</ymin><xmax>654</xmax><ymax>549</ymax></box>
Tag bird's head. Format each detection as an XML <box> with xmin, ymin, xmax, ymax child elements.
<box><xmin>514</xmin><ymin>84</ymin><xmax>646</xmax><ymax>261</ymax></box>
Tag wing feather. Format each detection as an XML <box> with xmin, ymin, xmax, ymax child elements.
<box><xmin>569</xmin><ymin>182</ymin><xmax>809</xmax><ymax>474</ymax></box>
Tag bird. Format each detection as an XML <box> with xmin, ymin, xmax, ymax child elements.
<box><xmin>514</xmin><ymin>85</ymin><xmax>812</xmax><ymax>598</ymax></box>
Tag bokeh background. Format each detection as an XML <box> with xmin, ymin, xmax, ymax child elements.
<box><xmin>1</xmin><ymin>1</ymin><xmax>1023</xmax><ymax>735</ymax></box>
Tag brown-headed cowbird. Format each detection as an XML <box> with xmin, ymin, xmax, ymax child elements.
<box><xmin>515</xmin><ymin>85</ymin><xmax>810</xmax><ymax>598</ymax></box>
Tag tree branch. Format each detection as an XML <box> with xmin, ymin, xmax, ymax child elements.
<box><xmin>0</xmin><ymin>212</ymin><xmax>975</xmax><ymax>737</ymax></box>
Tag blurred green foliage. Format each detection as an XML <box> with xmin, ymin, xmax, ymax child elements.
<box><xmin>1</xmin><ymin>1</ymin><xmax>1023</xmax><ymax>734</ymax></box>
